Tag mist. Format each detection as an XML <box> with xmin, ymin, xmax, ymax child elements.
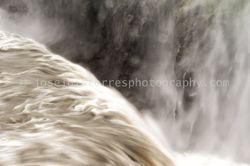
<box><xmin>145</xmin><ymin>1</ymin><xmax>250</xmax><ymax>164</ymax></box>
<box><xmin>1</xmin><ymin>0</ymin><xmax>250</xmax><ymax>165</ymax></box>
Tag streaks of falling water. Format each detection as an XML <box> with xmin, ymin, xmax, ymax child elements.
<box><xmin>145</xmin><ymin>0</ymin><xmax>250</xmax><ymax>165</ymax></box>
<box><xmin>1</xmin><ymin>0</ymin><xmax>250</xmax><ymax>165</ymax></box>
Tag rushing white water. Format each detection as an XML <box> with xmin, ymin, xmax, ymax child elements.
<box><xmin>0</xmin><ymin>31</ymin><xmax>173</xmax><ymax>165</ymax></box>
<box><xmin>143</xmin><ymin>0</ymin><xmax>250</xmax><ymax>165</ymax></box>
<box><xmin>1</xmin><ymin>0</ymin><xmax>250</xmax><ymax>165</ymax></box>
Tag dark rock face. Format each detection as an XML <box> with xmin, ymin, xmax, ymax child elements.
<box><xmin>0</xmin><ymin>0</ymin><xmax>206</xmax><ymax>111</ymax></box>
<box><xmin>3</xmin><ymin>0</ymin><xmax>250</xmax><ymax>163</ymax></box>
<box><xmin>0</xmin><ymin>0</ymin><xmax>154</xmax><ymax>108</ymax></box>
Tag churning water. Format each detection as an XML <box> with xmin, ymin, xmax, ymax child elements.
<box><xmin>1</xmin><ymin>0</ymin><xmax>250</xmax><ymax>165</ymax></box>
<box><xmin>149</xmin><ymin>1</ymin><xmax>250</xmax><ymax>165</ymax></box>
<box><xmin>0</xmin><ymin>31</ymin><xmax>174</xmax><ymax>166</ymax></box>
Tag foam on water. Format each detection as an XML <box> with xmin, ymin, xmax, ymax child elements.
<box><xmin>0</xmin><ymin>31</ymin><xmax>173</xmax><ymax>165</ymax></box>
<box><xmin>1</xmin><ymin>0</ymin><xmax>250</xmax><ymax>165</ymax></box>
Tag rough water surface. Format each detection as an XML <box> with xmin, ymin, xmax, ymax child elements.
<box><xmin>0</xmin><ymin>31</ymin><xmax>173</xmax><ymax>166</ymax></box>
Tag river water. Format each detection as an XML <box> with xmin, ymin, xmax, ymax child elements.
<box><xmin>1</xmin><ymin>0</ymin><xmax>250</xmax><ymax>165</ymax></box>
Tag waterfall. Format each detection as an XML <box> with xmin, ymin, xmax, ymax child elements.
<box><xmin>1</xmin><ymin>0</ymin><xmax>250</xmax><ymax>165</ymax></box>
<box><xmin>146</xmin><ymin>0</ymin><xmax>250</xmax><ymax>164</ymax></box>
